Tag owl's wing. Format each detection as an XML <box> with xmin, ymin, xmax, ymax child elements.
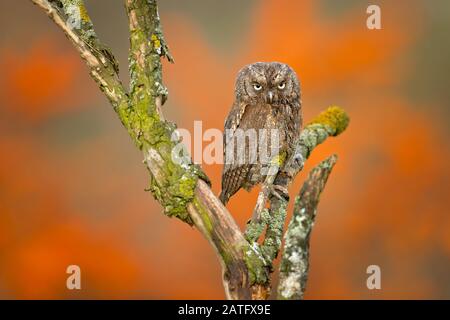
<box><xmin>224</xmin><ymin>100</ymin><xmax>247</xmax><ymax>135</ymax></box>
<box><xmin>219</xmin><ymin>101</ymin><xmax>251</xmax><ymax>204</ymax></box>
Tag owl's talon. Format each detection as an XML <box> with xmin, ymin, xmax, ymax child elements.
<box><xmin>269</xmin><ymin>185</ymin><xmax>289</xmax><ymax>201</ymax></box>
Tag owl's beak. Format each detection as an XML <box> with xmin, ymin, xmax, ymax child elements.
<box><xmin>267</xmin><ymin>91</ymin><xmax>274</xmax><ymax>103</ymax></box>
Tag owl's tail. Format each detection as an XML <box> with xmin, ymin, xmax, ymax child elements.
<box><xmin>218</xmin><ymin>190</ymin><xmax>229</xmax><ymax>206</ymax></box>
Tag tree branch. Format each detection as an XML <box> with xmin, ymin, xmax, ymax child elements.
<box><xmin>31</xmin><ymin>0</ymin><xmax>128</xmax><ymax>111</ymax></box>
<box><xmin>187</xmin><ymin>180</ymin><xmax>267</xmax><ymax>299</ymax></box>
<box><xmin>277</xmin><ymin>154</ymin><xmax>338</xmax><ymax>300</ymax></box>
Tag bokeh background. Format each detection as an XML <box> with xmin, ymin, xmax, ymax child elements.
<box><xmin>0</xmin><ymin>0</ymin><xmax>449</xmax><ymax>299</ymax></box>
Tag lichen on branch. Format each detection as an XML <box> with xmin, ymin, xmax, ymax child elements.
<box><xmin>278</xmin><ymin>155</ymin><xmax>338</xmax><ymax>300</ymax></box>
<box><xmin>283</xmin><ymin>105</ymin><xmax>349</xmax><ymax>180</ymax></box>
<box><xmin>124</xmin><ymin>0</ymin><xmax>208</xmax><ymax>224</ymax></box>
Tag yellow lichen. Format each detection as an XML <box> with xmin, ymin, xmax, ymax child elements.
<box><xmin>308</xmin><ymin>105</ymin><xmax>349</xmax><ymax>136</ymax></box>
<box><xmin>271</xmin><ymin>151</ymin><xmax>287</xmax><ymax>167</ymax></box>
<box><xmin>78</xmin><ymin>3</ymin><xmax>90</xmax><ymax>23</ymax></box>
<box><xmin>151</xmin><ymin>34</ymin><xmax>161</xmax><ymax>49</ymax></box>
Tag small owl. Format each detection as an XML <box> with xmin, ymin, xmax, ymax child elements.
<box><xmin>219</xmin><ymin>62</ymin><xmax>302</xmax><ymax>205</ymax></box>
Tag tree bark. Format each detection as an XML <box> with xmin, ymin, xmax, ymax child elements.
<box><xmin>278</xmin><ymin>155</ymin><xmax>338</xmax><ymax>300</ymax></box>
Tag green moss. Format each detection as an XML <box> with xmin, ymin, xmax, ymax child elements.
<box><xmin>244</xmin><ymin>220</ymin><xmax>266</xmax><ymax>243</ymax></box>
<box><xmin>191</xmin><ymin>197</ymin><xmax>212</xmax><ymax>231</ymax></box>
<box><xmin>127</xmin><ymin>49</ymin><xmax>204</xmax><ymax>225</ymax></box>
<box><xmin>308</xmin><ymin>105</ymin><xmax>349</xmax><ymax>136</ymax></box>
<box><xmin>244</xmin><ymin>208</ymin><xmax>272</xmax><ymax>243</ymax></box>
<box><xmin>219</xmin><ymin>240</ymin><xmax>234</xmax><ymax>266</ymax></box>
<box><xmin>143</xmin><ymin>133</ymin><xmax>203</xmax><ymax>225</ymax></box>
<box><xmin>243</xmin><ymin>243</ymin><xmax>269</xmax><ymax>285</ymax></box>
<box><xmin>261</xmin><ymin>199</ymin><xmax>288</xmax><ymax>264</ymax></box>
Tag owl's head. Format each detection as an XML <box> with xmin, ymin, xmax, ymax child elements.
<box><xmin>235</xmin><ymin>62</ymin><xmax>300</xmax><ymax>105</ymax></box>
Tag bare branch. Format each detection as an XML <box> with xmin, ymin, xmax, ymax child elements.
<box><xmin>125</xmin><ymin>0</ymin><xmax>173</xmax><ymax>106</ymax></box>
<box><xmin>30</xmin><ymin>0</ymin><xmax>128</xmax><ymax>111</ymax></box>
<box><xmin>278</xmin><ymin>154</ymin><xmax>338</xmax><ymax>300</ymax></box>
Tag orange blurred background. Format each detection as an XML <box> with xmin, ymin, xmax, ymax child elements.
<box><xmin>0</xmin><ymin>0</ymin><xmax>449</xmax><ymax>299</ymax></box>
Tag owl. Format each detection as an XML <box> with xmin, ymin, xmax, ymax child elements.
<box><xmin>219</xmin><ymin>62</ymin><xmax>302</xmax><ymax>205</ymax></box>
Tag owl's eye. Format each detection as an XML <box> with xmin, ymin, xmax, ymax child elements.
<box><xmin>278</xmin><ymin>82</ymin><xmax>286</xmax><ymax>90</ymax></box>
<box><xmin>253</xmin><ymin>84</ymin><xmax>262</xmax><ymax>91</ymax></box>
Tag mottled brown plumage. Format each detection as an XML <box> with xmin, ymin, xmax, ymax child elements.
<box><xmin>219</xmin><ymin>62</ymin><xmax>302</xmax><ymax>205</ymax></box>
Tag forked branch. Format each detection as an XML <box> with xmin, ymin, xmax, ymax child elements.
<box><xmin>31</xmin><ymin>0</ymin><xmax>349</xmax><ymax>300</ymax></box>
